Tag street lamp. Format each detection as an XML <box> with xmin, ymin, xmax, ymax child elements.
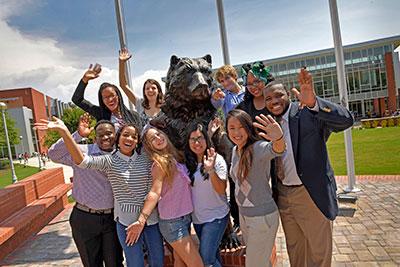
<box><xmin>0</xmin><ymin>102</ymin><xmax>18</xmax><ymax>183</ymax></box>
<box><xmin>32</xmin><ymin>127</ymin><xmax>43</xmax><ymax>170</ymax></box>
<box><xmin>19</xmin><ymin>135</ymin><xmax>24</xmax><ymax>155</ymax></box>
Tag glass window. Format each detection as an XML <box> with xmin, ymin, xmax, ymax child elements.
<box><xmin>295</xmin><ymin>61</ymin><xmax>301</xmax><ymax>69</ymax></box>
<box><xmin>362</xmin><ymin>49</ymin><xmax>367</xmax><ymax>57</ymax></box>
<box><xmin>354</xmin><ymin>72</ymin><xmax>360</xmax><ymax>92</ymax></box>
<box><xmin>352</xmin><ymin>51</ymin><xmax>362</xmax><ymax>63</ymax></box>
<box><xmin>279</xmin><ymin>63</ymin><xmax>287</xmax><ymax>71</ymax></box>
<box><xmin>314</xmin><ymin>81</ymin><xmax>324</xmax><ymax>96</ymax></box>
<box><xmin>374</xmin><ymin>46</ymin><xmax>383</xmax><ymax>55</ymax></box>
<box><xmin>321</xmin><ymin>57</ymin><xmax>326</xmax><ymax>65</ymax></box>
<box><xmin>323</xmin><ymin>75</ymin><xmax>333</xmax><ymax>91</ymax></box>
<box><xmin>370</xmin><ymin>69</ymin><xmax>379</xmax><ymax>88</ymax></box>
<box><xmin>347</xmin><ymin>72</ymin><xmax>355</xmax><ymax>94</ymax></box>
<box><xmin>301</xmin><ymin>60</ymin><xmax>306</xmax><ymax>67</ymax></box>
<box><xmin>306</xmin><ymin>59</ymin><xmax>314</xmax><ymax>67</ymax></box>
<box><xmin>352</xmin><ymin>50</ymin><xmax>361</xmax><ymax>59</ymax></box>
<box><xmin>327</xmin><ymin>55</ymin><xmax>335</xmax><ymax>63</ymax></box>
<box><xmin>381</xmin><ymin>72</ymin><xmax>387</xmax><ymax>87</ymax></box>
<box><xmin>360</xmin><ymin>70</ymin><xmax>369</xmax><ymax>85</ymax></box>
<box><xmin>384</xmin><ymin>45</ymin><xmax>392</xmax><ymax>53</ymax></box>
<box><xmin>288</xmin><ymin>62</ymin><xmax>295</xmax><ymax>70</ymax></box>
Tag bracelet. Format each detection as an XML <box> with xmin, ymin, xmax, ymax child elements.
<box><xmin>139</xmin><ymin>211</ymin><xmax>150</xmax><ymax>224</ymax></box>
<box><xmin>140</xmin><ymin>211</ymin><xmax>150</xmax><ymax>219</ymax></box>
<box><xmin>274</xmin><ymin>135</ymin><xmax>284</xmax><ymax>142</ymax></box>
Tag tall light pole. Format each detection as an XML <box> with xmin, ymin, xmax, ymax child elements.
<box><xmin>0</xmin><ymin>102</ymin><xmax>18</xmax><ymax>183</ymax></box>
<box><xmin>215</xmin><ymin>0</ymin><xmax>231</xmax><ymax>65</ymax></box>
<box><xmin>114</xmin><ymin>0</ymin><xmax>134</xmax><ymax>111</ymax></box>
<box><xmin>32</xmin><ymin>127</ymin><xmax>43</xmax><ymax>170</ymax></box>
<box><xmin>19</xmin><ymin>135</ymin><xmax>24</xmax><ymax>154</ymax></box>
<box><xmin>328</xmin><ymin>0</ymin><xmax>359</xmax><ymax>192</ymax></box>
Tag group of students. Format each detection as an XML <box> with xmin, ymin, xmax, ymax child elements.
<box><xmin>36</xmin><ymin>49</ymin><xmax>354</xmax><ymax>267</ymax></box>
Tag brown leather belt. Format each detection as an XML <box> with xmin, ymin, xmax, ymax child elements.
<box><xmin>75</xmin><ymin>203</ymin><xmax>113</xmax><ymax>214</ymax></box>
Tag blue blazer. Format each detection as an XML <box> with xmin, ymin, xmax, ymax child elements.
<box><xmin>274</xmin><ymin>97</ymin><xmax>354</xmax><ymax>221</ymax></box>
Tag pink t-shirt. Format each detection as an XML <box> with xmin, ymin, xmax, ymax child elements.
<box><xmin>158</xmin><ymin>163</ymin><xmax>193</xmax><ymax>220</ymax></box>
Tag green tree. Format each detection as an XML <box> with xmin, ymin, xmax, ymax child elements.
<box><xmin>44</xmin><ymin>107</ymin><xmax>96</xmax><ymax>148</ymax></box>
<box><xmin>0</xmin><ymin>111</ymin><xmax>20</xmax><ymax>148</ymax></box>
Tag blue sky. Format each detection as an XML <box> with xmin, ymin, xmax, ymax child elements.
<box><xmin>0</xmin><ymin>0</ymin><xmax>399</xmax><ymax>103</ymax></box>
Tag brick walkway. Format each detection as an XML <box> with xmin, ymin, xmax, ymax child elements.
<box><xmin>1</xmin><ymin>178</ymin><xmax>400</xmax><ymax>267</ymax></box>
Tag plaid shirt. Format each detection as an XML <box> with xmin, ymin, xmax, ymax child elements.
<box><xmin>48</xmin><ymin>132</ymin><xmax>114</xmax><ymax>210</ymax></box>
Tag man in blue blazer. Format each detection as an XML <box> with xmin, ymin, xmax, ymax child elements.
<box><xmin>262</xmin><ymin>68</ymin><xmax>353</xmax><ymax>266</ymax></box>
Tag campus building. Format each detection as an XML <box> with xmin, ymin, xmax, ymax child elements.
<box><xmin>0</xmin><ymin>87</ymin><xmax>70</xmax><ymax>157</ymax></box>
<box><xmin>234</xmin><ymin>35</ymin><xmax>400</xmax><ymax>118</ymax></box>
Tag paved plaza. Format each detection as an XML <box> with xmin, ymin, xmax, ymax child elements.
<box><xmin>1</xmin><ymin>177</ymin><xmax>399</xmax><ymax>267</ymax></box>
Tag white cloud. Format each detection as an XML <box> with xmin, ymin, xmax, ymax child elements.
<box><xmin>0</xmin><ymin>0</ymin><xmax>166</xmax><ymax>106</ymax></box>
<box><xmin>0</xmin><ymin>1</ymin><xmax>83</xmax><ymax>101</ymax></box>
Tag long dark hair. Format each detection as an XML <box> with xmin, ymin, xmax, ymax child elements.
<box><xmin>184</xmin><ymin>122</ymin><xmax>213</xmax><ymax>186</ymax></box>
<box><xmin>142</xmin><ymin>79</ymin><xmax>164</xmax><ymax>110</ymax></box>
<box><xmin>98</xmin><ymin>83</ymin><xmax>142</xmax><ymax>131</ymax></box>
<box><xmin>226</xmin><ymin>109</ymin><xmax>259</xmax><ymax>182</ymax></box>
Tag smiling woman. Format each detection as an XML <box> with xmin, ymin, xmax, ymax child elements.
<box><xmin>236</xmin><ymin>62</ymin><xmax>275</xmax><ymax>122</ymax></box>
<box><xmin>33</xmin><ymin>118</ymin><xmax>165</xmax><ymax>267</ymax></box>
<box><xmin>72</xmin><ymin>65</ymin><xmax>142</xmax><ymax>132</ymax></box>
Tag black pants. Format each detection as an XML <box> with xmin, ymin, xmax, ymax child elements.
<box><xmin>228</xmin><ymin>175</ymin><xmax>239</xmax><ymax>226</ymax></box>
<box><xmin>69</xmin><ymin>206</ymin><xmax>124</xmax><ymax>267</ymax></box>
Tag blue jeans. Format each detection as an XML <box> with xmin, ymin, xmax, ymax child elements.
<box><xmin>116</xmin><ymin>221</ymin><xmax>164</xmax><ymax>267</ymax></box>
<box><xmin>193</xmin><ymin>214</ymin><xmax>229</xmax><ymax>267</ymax></box>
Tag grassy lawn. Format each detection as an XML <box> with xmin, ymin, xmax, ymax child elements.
<box><xmin>327</xmin><ymin>127</ymin><xmax>400</xmax><ymax>175</ymax></box>
<box><xmin>0</xmin><ymin>164</ymin><xmax>40</xmax><ymax>188</ymax></box>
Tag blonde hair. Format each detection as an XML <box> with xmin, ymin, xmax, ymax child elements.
<box><xmin>142</xmin><ymin>127</ymin><xmax>183</xmax><ymax>185</ymax></box>
<box><xmin>215</xmin><ymin>65</ymin><xmax>238</xmax><ymax>82</ymax></box>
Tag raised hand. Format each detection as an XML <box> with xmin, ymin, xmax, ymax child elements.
<box><xmin>212</xmin><ymin>88</ymin><xmax>226</xmax><ymax>101</ymax></box>
<box><xmin>207</xmin><ymin>116</ymin><xmax>223</xmax><ymax>137</ymax></box>
<box><xmin>125</xmin><ymin>221</ymin><xmax>144</xmax><ymax>246</ymax></box>
<box><xmin>253</xmin><ymin>114</ymin><xmax>283</xmax><ymax>141</ymax></box>
<box><xmin>78</xmin><ymin>113</ymin><xmax>94</xmax><ymax>138</ymax></box>
<box><xmin>82</xmin><ymin>64</ymin><xmax>101</xmax><ymax>83</ymax></box>
<box><xmin>119</xmin><ymin>47</ymin><xmax>132</xmax><ymax>62</ymax></box>
<box><xmin>203</xmin><ymin>147</ymin><xmax>217</xmax><ymax>173</ymax></box>
<box><xmin>34</xmin><ymin>116</ymin><xmax>68</xmax><ymax>134</ymax></box>
<box><xmin>291</xmin><ymin>68</ymin><xmax>316</xmax><ymax>108</ymax></box>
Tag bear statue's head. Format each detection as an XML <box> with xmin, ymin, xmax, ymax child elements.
<box><xmin>165</xmin><ymin>54</ymin><xmax>212</xmax><ymax>102</ymax></box>
<box><xmin>153</xmin><ymin>54</ymin><xmax>218</xmax><ymax>150</ymax></box>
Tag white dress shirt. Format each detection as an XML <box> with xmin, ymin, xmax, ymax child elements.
<box><xmin>280</xmin><ymin>102</ymin><xmax>319</xmax><ymax>185</ymax></box>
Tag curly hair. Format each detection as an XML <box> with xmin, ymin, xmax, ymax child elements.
<box><xmin>214</xmin><ymin>65</ymin><xmax>238</xmax><ymax>83</ymax></box>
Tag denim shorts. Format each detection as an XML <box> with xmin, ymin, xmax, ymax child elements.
<box><xmin>158</xmin><ymin>214</ymin><xmax>191</xmax><ymax>243</ymax></box>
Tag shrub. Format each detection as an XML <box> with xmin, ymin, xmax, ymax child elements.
<box><xmin>0</xmin><ymin>158</ymin><xmax>10</xmax><ymax>170</ymax></box>
<box><xmin>372</xmin><ymin>120</ymin><xmax>380</xmax><ymax>128</ymax></box>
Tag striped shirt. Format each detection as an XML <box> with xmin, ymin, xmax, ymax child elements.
<box><xmin>47</xmin><ymin>132</ymin><xmax>114</xmax><ymax>210</ymax></box>
<box><xmin>79</xmin><ymin>150</ymin><xmax>158</xmax><ymax>226</ymax></box>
